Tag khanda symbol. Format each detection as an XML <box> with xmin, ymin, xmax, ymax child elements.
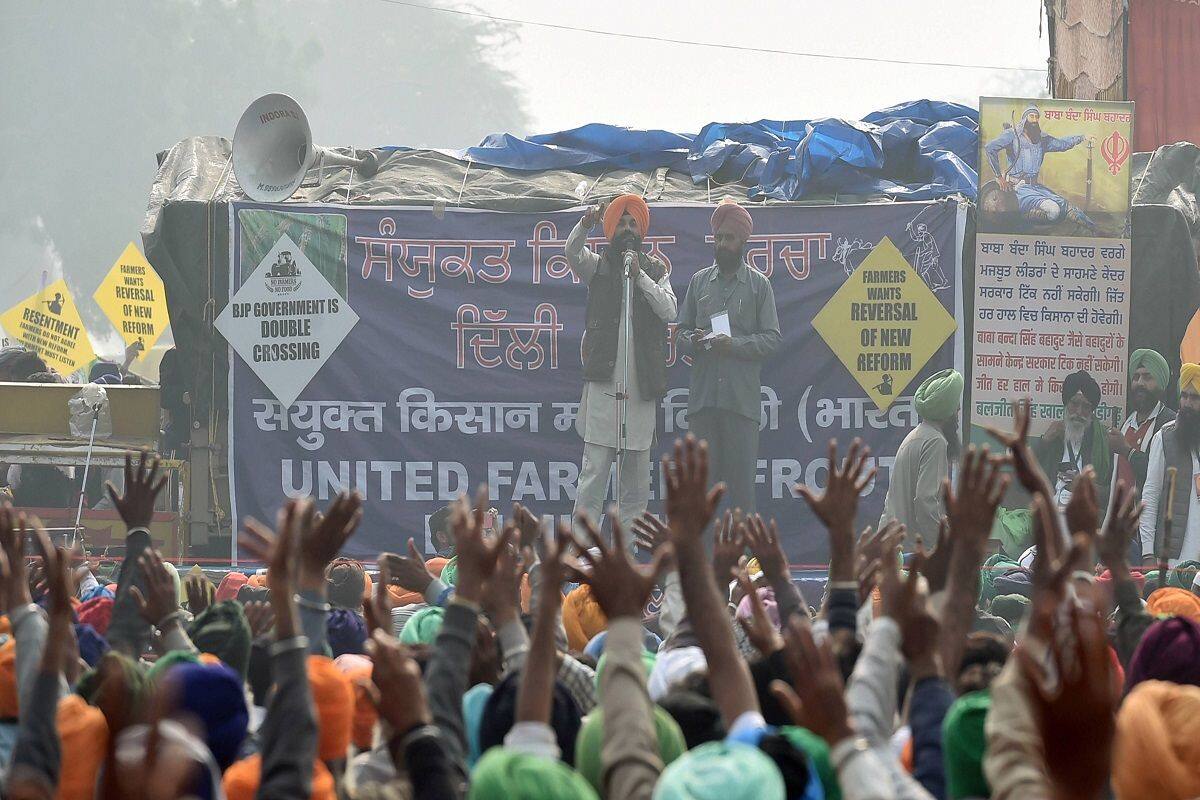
<box><xmin>1100</xmin><ymin>130</ymin><xmax>1130</xmax><ymax>175</ymax></box>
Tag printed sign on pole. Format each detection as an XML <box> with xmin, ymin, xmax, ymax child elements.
<box><xmin>215</xmin><ymin>233</ymin><xmax>358</xmax><ymax>407</ymax></box>
<box><xmin>0</xmin><ymin>279</ymin><xmax>96</xmax><ymax>375</ymax></box>
<box><xmin>93</xmin><ymin>242</ymin><xmax>170</xmax><ymax>357</ymax></box>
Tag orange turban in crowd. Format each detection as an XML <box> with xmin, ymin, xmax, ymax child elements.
<box><xmin>710</xmin><ymin>198</ymin><xmax>753</xmax><ymax>241</ymax></box>
<box><xmin>216</xmin><ymin>572</ymin><xmax>249</xmax><ymax>603</ymax></box>
<box><xmin>247</xmin><ymin>574</ymin><xmax>266</xmax><ymax>589</ymax></box>
<box><xmin>1113</xmin><ymin>680</ymin><xmax>1200</xmax><ymax>799</ymax></box>
<box><xmin>1146</xmin><ymin>587</ymin><xmax>1200</xmax><ymax>623</ymax></box>
<box><xmin>387</xmin><ymin>586</ymin><xmax>424</xmax><ymax>607</ymax></box>
<box><xmin>427</xmin><ymin>557</ymin><xmax>449</xmax><ymax>577</ymax></box>
<box><xmin>0</xmin><ymin>639</ymin><xmax>17</xmax><ymax>718</ymax></box>
<box><xmin>334</xmin><ymin>653</ymin><xmax>377</xmax><ymax>751</ymax></box>
<box><xmin>307</xmin><ymin>655</ymin><xmax>355</xmax><ymax>761</ymax></box>
<box><xmin>224</xmin><ymin>754</ymin><xmax>335</xmax><ymax>800</ymax></box>
<box><xmin>57</xmin><ymin>695</ymin><xmax>108</xmax><ymax>800</ymax></box>
<box><xmin>562</xmin><ymin>584</ymin><xmax>608</xmax><ymax>652</ymax></box>
<box><xmin>603</xmin><ymin>194</ymin><xmax>650</xmax><ymax>241</ymax></box>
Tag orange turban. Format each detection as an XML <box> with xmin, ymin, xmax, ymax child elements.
<box><xmin>223</xmin><ymin>754</ymin><xmax>335</xmax><ymax>800</ymax></box>
<box><xmin>387</xmin><ymin>585</ymin><xmax>424</xmax><ymax>607</ymax></box>
<box><xmin>307</xmin><ymin>655</ymin><xmax>355</xmax><ymax>761</ymax></box>
<box><xmin>710</xmin><ymin>199</ymin><xmax>753</xmax><ymax>241</ymax></box>
<box><xmin>427</xmin><ymin>557</ymin><xmax>449</xmax><ymax>577</ymax></box>
<box><xmin>0</xmin><ymin>639</ymin><xmax>17</xmax><ymax>717</ymax></box>
<box><xmin>0</xmin><ymin>615</ymin><xmax>11</xmax><ymax>635</ymax></box>
<box><xmin>361</xmin><ymin>570</ymin><xmax>374</xmax><ymax>602</ymax></box>
<box><xmin>603</xmin><ymin>194</ymin><xmax>650</xmax><ymax>241</ymax></box>
<box><xmin>57</xmin><ymin>694</ymin><xmax>108</xmax><ymax>800</ymax></box>
<box><xmin>247</xmin><ymin>574</ymin><xmax>266</xmax><ymax>589</ymax></box>
<box><xmin>1113</xmin><ymin>680</ymin><xmax>1200</xmax><ymax>799</ymax></box>
<box><xmin>1146</xmin><ymin>587</ymin><xmax>1200</xmax><ymax>623</ymax></box>
<box><xmin>562</xmin><ymin>584</ymin><xmax>608</xmax><ymax>652</ymax></box>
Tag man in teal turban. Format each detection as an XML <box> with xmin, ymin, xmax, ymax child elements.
<box><xmin>653</xmin><ymin>741</ymin><xmax>786</xmax><ymax>800</ymax></box>
<box><xmin>1111</xmin><ymin>348</ymin><xmax>1176</xmax><ymax>493</ymax></box>
<box><xmin>880</xmin><ymin>368</ymin><xmax>963</xmax><ymax>542</ymax></box>
<box><xmin>399</xmin><ymin>605</ymin><xmax>445</xmax><ymax>644</ymax></box>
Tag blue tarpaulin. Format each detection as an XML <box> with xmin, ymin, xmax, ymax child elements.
<box><xmin>430</xmin><ymin>99</ymin><xmax>980</xmax><ymax>202</ymax></box>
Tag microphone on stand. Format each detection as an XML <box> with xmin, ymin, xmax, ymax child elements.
<box><xmin>623</xmin><ymin>250</ymin><xmax>636</xmax><ymax>277</ymax></box>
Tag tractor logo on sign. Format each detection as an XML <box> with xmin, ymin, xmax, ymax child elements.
<box><xmin>265</xmin><ymin>251</ymin><xmax>302</xmax><ymax>294</ymax></box>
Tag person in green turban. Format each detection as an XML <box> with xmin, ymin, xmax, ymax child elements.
<box><xmin>943</xmin><ymin>690</ymin><xmax>992</xmax><ymax>800</ymax></box>
<box><xmin>469</xmin><ymin>748</ymin><xmax>598</xmax><ymax>800</ymax></box>
<box><xmin>879</xmin><ymin>368</ymin><xmax>963</xmax><ymax>542</ymax></box>
<box><xmin>653</xmin><ymin>741</ymin><xmax>786</xmax><ymax>800</ymax></box>
<box><xmin>1111</xmin><ymin>348</ymin><xmax>1176</xmax><ymax>493</ymax></box>
<box><xmin>574</xmin><ymin>705</ymin><xmax>685</xmax><ymax>793</ymax></box>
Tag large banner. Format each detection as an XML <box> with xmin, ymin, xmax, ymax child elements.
<box><xmin>226</xmin><ymin>201</ymin><xmax>965</xmax><ymax>563</ymax></box>
<box><xmin>972</xmin><ymin>97</ymin><xmax>1133</xmax><ymax>437</ymax></box>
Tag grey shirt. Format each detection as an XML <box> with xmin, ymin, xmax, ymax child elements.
<box><xmin>677</xmin><ymin>261</ymin><xmax>781</xmax><ymax>421</ymax></box>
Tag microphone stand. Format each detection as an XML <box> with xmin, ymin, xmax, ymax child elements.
<box><xmin>613</xmin><ymin>251</ymin><xmax>635</xmax><ymax>537</ymax></box>
<box><xmin>71</xmin><ymin>401</ymin><xmax>102</xmax><ymax>549</ymax></box>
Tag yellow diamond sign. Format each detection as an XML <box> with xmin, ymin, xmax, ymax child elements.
<box><xmin>0</xmin><ymin>279</ymin><xmax>96</xmax><ymax>375</ymax></box>
<box><xmin>93</xmin><ymin>242</ymin><xmax>170</xmax><ymax>356</ymax></box>
<box><xmin>812</xmin><ymin>237</ymin><xmax>956</xmax><ymax>411</ymax></box>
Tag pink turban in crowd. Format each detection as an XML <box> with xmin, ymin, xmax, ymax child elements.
<box><xmin>216</xmin><ymin>572</ymin><xmax>249</xmax><ymax>603</ymax></box>
<box><xmin>603</xmin><ymin>194</ymin><xmax>650</xmax><ymax>241</ymax></box>
<box><xmin>711</xmin><ymin>199</ymin><xmax>753</xmax><ymax>241</ymax></box>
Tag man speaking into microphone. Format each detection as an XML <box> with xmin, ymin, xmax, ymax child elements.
<box><xmin>564</xmin><ymin>194</ymin><xmax>677</xmax><ymax>539</ymax></box>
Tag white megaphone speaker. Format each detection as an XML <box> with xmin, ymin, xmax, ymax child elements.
<box><xmin>233</xmin><ymin>93</ymin><xmax>378</xmax><ymax>202</ymax></box>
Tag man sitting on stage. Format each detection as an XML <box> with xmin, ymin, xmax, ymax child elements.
<box><xmin>1034</xmin><ymin>369</ymin><xmax>1112</xmax><ymax>510</ymax></box>
<box><xmin>565</xmin><ymin>194</ymin><xmax>677</xmax><ymax>538</ymax></box>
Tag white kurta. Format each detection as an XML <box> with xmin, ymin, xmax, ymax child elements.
<box><xmin>1139</xmin><ymin>428</ymin><xmax>1200</xmax><ymax>565</ymax></box>
<box><xmin>565</xmin><ymin>220</ymin><xmax>677</xmax><ymax>451</ymax></box>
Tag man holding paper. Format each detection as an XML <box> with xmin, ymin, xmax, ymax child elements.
<box><xmin>677</xmin><ymin>199</ymin><xmax>781</xmax><ymax>519</ymax></box>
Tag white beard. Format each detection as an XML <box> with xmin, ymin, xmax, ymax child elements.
<box><xmin>1065</xmin><ymin>417</ymin><xmax>1087</xmax><ymax>448</ymax></box>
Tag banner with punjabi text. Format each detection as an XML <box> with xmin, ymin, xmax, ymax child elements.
<box><xmin>226</xmin><ymin>200</ymin><xmax>965</xmax><ymax>563</ymax></box>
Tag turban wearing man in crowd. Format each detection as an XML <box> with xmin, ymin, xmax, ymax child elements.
<box><xmin>943</xmin><ymin>690</ymin><xmax>992</xmax><ymax>799</ymax></box>
<box><xmin>1146</xmin><ymin>587</ymin><xmax>1200</xmax><ymax>623</ymax></box>
<box><xmin>187</xmin><ymin>600</ymin><xmax>252</xmax><ymax>679</ymax></box>
<box><xmin>1035</xmin><ymin>369</ymin><xmax>1111</xmax><ymax>507</ymax></box>
<box><xmin>654</xmin><ymin>740</ymin><xmax>786</xmax><ymax>800</ymax></box>
<box><xmin>1112</xmin><ymin>680</ymin><xmax>1200</xmax><ymax>799</ymax></box>
<box><xmin>880</xmin><ymin>368</ymin><xmax>964</xmax><ymax>542</ymax></box>
<box><xmin>55</xmin><ymin>695</ymin><xmax>107</xmax><ymax>800</ymax></box>
<box><xmin>469</xmin><ymin>748</ymin><xmax>598</xmax><ymax>800</ymax></box>
<box><xmin>1125</xmin><ymin>616</ymin><xmax>1200</xmax><ymax>691</ymax></box>
<box><xmin>562</xmin><ymin>584</ymin><xmax>608</xmax><ymax>652</ymax></box>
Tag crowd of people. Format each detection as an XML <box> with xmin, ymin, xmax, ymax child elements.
<box><xmin>0</xmin><ymin>394</ymin><xmax>1196</xmax><ymax>799</ymax></box>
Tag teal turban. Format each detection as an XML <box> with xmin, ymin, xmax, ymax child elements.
<box><xmin>653</xmin><ymin>741</ymin><xmax>785</xmax><ymax>800</ymax></box>
<box><xmin>1130</xmin><ymin>349</ymin><xmax>1170</xmax><ymax>392</ymax></box>
<box><xmin>1168</xmin><ymin>560</ymin><xmax>1200</xmax><ymax>590</ymax></box>
<box><xmin>469</xmin><ymin>748</ymin><xmax>598</xmax><ymax>799</ymax></box>
<box><xmin>943</xmin><ymin>690</ymin><xmax>991</xmax><ymax>800</ymax></box>
<box><xmin>779</xmin><ymin>726</ymin><xmax>840</xmax><ymax>800</ymax></box>
<box><xmin>575</xmin><ymin>705</ymin><xmax>686</xmax><ymax>793</ymax></box>
<box><xmin>400</xmin><ymin>605</ymin><xmax>445</xmax><ymax>644</ymax></box>
<box><xmin>463</xmin><ymin>683</ymin><xmax>494</xmax><ymax>768</ymax></box>
<box><xmin>914</xmin><ymin>369</ymin><xmax>963</xmax><ymax>422</ymax></box>
<box><xmin>441</xmin><ymin>556</ymin><xmax>458</xmax><ymax>587</ymax></box>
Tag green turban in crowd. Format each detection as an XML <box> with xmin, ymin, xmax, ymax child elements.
<box><xmin>75</xmin><ymin>651</ymin><xmax>149</xmax><ymax>716</ymax></box>
<box><xmin>440</xmin><ymin>556</ymin><xmax>458</xmax><ymax>587</ymax></box>
<box><xmin>469</xmin><ymin>748</ymin><xmax>598</xmax><ymax>800</ymax></box>
<box><xmin>990</xmin><ymin>508</ymin><xmax>1032</xmax><ymax>558</ymax></box>
<box><xmin>1130</xmin><ymin>348</ymin><xmax>1170</xmax><ymax>392</ymax></box>
<box><xmin>146</xmin><ymin>649</ymin><xmax>201</xmax><ymax>683</ymax></box>
<box><xmin>1142</xmin><ymin>569</ymin><xmax>1163</xmax><ymax>599</ymax></box>
<box><xmin>593</xmin><ymin>649</ymin><xmax>657</xmax><ymax>698</ymax></box>
<box><xmin>979</xmin><ymin>554</ymin><xmax>1019</xmax><ymax>604</ymax></box>
<box><xmin>1168</xmin><ymin>560</ymin><xmax>1200</xmax><ymax>590</ymax></box>
<box><xmin>653</xmin><ymin>741</ymin><xmax>785</xmax><ymax>800</ymax></box>
<box><xmin>943</xmin><ymin>690</ymin><xmax>992</xmax><ymax>800</ymax></box>
<box><xmin>779</xmin><ymin>726</ymin><xmax>840</xmax><ymax>800</ymax></box>
<box><xmin>914</xmin><ymin>369</ymin><xmax>964</xmax><ymax>422</ymax></box>
<box><xmin>400</xmin><ymin>605</ymin><xmax>445</xmax><ymax>645</ymax></box>
<box><xmin>187</xmin><ymin>600</ymin><xmax>252</xmax><ymax>679</ymax></box>
<box><xmin>989</xmin><ymin>594</ymin><xmax>1031</xmax><ymax>630</ymax></box>
<box><xmin>575</xmin><ymin>706</ymin><xmax>686</xmax><ymax>792</ymax></box>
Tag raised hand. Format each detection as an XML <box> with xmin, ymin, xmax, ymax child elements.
<box><xmin>244</xmin><ymin>600</ymin><xmax>276</xmax><ymax>638</ymax></box>
<box><xmin>662</xmin><ymin>434</ymin><xmax>726</xmax><ymax>545</ymax></box>
<box><xmin>479</xmin><ymin>524</ymin><xmax>523</xmax><ymax>625</ymax></box>
<box><xmin>984</xmin><ymin>399</ymin><xmax>1051</xmax><ymax>497</ymax></box>
<box><xmin>380</xmin><ymin>539</ymin><xmax>436</xmax><ymax>594</ymax></box>
<box><xmin>735</xmin><ymin>568</ymin><xmax>783</xmax><ymax>656</ymax></box>
<box><xmin>914</xmin><ymin>518</ymin><xmax>953</xmax><ymax>594</ymax></box>
<box><xmin>363</xmin><ymin>559</ymin><xmax>393</xmax><ymax>637</ymax></box>
<box><xmin>770</xmin><ymin>617</ymin><xmax>854</xmax><ymax>746</ymax></box>
<box><xmin>712</xmin><ymin>510</ymin><xmax>745</xmax><ymax>589</ymax></box>
<box><xmin>580</xmin><ymin>201</ymin><xmax>609</xmax><ymax>231</ymax></box>
<box><xmin>0</xmin><ymin>505</ymin><xmax>33</xmax><ymax>611</ymax></box>
<box><xmin>511</xmin><ymin>502</ymin><xmax>543</xmax><ymax>552</ymax></box>
<box><xmin>185</xmin><ymin>574</ymin><xmax>213</xmax><ymax>615</ymax></box>
<box><xmin>1015</xmin><ymin>602</ymin><xmax>1116</xmax><ymax>799</ymax></box>
<box><xmin>238</xmin><ymin>498</ymin><xmax>312</xmax><ymax>640</ymax></box>
<box><xmin>30</xmin><ymin>528</ymin><xmax>75</xmax><ymax>677</ymax></box>
<box><xmin>631</xmin><ymin>512</ymin><xmax>670</xmax><ymax>554</ymax></box>
<box><xmin>743</xmin><ymin>515</ymin><xmax>787</xmax><ymax>582</ymax></box>
<box><xmin>106</xmin><ymin>450</ymin><xmax>168</xmax><ymax>529</ymax></box>
<box><xmin>571</xmin><ymin>512</ymin><xmax>672</xmax><ymax>620</ymax></box>
<box><xmin>797</xmin><ymin>438</ymin><xmax>876</xmax><ymax>533</ymax></box>
<box><xmin>943</xmin><ymin>446</ymin><xmax>1009</xmax><ymax>550</ymax></box>
<box><xmin>367</xmin><ymin>629</ymin><xmax>432</xmax><ymax>734</ymax></box>
<box><xmin>1064</xmin><ymin>465</ymin><xmax>1100</xmax><ymax>539</ymax></box>
<box><xmin>131</xmin><ymin>549</ymin><xmax>180</xmax><ymax>626</ymax></box>
<box><xmin>881</xmin><ymin>550</ymin><xmax>942</xmax><ymax>679</ymax></box>
<box><xmin>1098</xmin><ymin>480</ymin><xmax>1142</xmax><ymax>574</ymax></box>
<box><xmin>451</xmin><ymin>488</ymin><xmax>516</xmax><ymax>603</ymax></box>
<box><xmin>299</xmin><ymin>491</ymin><xmax>363</xmax><ymax>591</ymax></box>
